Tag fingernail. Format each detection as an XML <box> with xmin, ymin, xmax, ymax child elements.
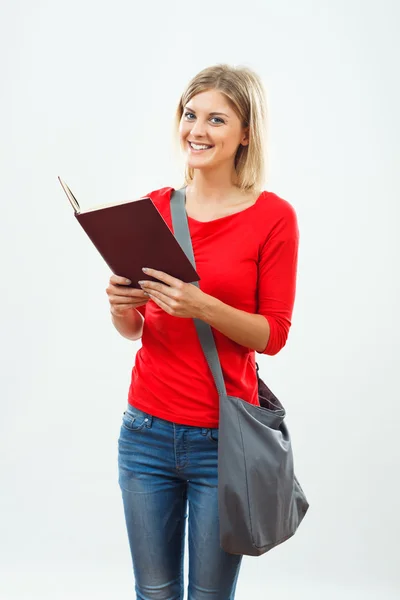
<box><xmin>138</xmin><ymin>280</ymin><xmax>146</xmax><ymax>286</ymax></box>
<box><xmin>125</xmin><ymin>279</ymin><xmax>131</xmax><ymax>284</ymax></box>
<box><xmin>142</xmin><ymin>267</ymin><xmax>149</xmax><ymax>273</ymax></box>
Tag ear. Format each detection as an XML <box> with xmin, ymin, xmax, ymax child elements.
<box><xmin>240</xmin><ymin>126</ymin><xmax>250</xmax><ymax>146</ymax></box>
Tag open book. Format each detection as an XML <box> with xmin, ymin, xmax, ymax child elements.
<box><xmin>58</xmin><ymin>176</ymin><xmax>200</xmax><ymax>288</ymax></box>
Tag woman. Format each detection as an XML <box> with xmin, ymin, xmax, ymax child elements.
<box><xmin>106</xmin><ymin>64</ymin><xmax>299</xmax><ymax>599</ymax></box>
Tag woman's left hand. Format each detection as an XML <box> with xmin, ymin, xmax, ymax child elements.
<box><xmin>138</xmin><ymin>268</ymin><xmax>212</xmax><ymax>319</ymax></box>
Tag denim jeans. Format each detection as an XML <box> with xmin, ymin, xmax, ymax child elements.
<box><xmin>118</xmin><ymin>404</ymin><xmax>243</xmax><ymax>600</ymax></box>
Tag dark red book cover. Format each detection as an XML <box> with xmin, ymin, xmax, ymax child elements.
<box><xmin>58</xmin><ymin>177</ymin><xmax>200</xmax><ymax>288</ymax></box>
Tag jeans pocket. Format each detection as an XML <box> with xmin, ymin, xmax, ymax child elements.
<box><xmin>121</xmin><ymin>406</ymin><xmax>152</xmax><ymax>431</ymax></box>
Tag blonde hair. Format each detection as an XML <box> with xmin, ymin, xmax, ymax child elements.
<box><xmin>175</xmin><ymin>64</ymin><xmax>268</xmax><ymax>192</ymax></box>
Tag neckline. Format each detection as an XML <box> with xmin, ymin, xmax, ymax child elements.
<box><xmin>180</xmin><ymin>189</ymin><xmax>265</xmax><ymax>225</ymax></box>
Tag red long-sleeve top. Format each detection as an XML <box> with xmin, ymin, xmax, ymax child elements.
<box><xmin>127</xmin><ymin>186</ymin><xmax>299</xmax><ymax>427</ymax></box>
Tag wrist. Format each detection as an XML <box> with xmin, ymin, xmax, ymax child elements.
<box><xmin>111</xmin><ymin>306</ymin><xmax>136</xmax><ymax>320</ymax></box>
<box><xmin>199</xmin><ymin>293</ymin><xmax>221</xmax><ymax>323</ymax></box>
<box><xmin>110</xmin><ymin>306</ymin><xmax>144</xmax><ymax>341</ymax></box>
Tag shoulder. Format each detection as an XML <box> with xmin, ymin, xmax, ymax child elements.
<box><xmin>256</xmin><ymin>190</ymin><xmax>297</xmax><ymax>221</ymax></box>
<box><xmin>142</xmin><ymin>186</ymin><xmax>174</xmax><ymax>208</ymax></box>
<box><xmin>255</xmin><ymin>190</ymin><xmax>299</xmax><ymax>240</ymax></box>
<box><xmin>140</xmin><ymin>186</ymin><xmax>176</xmax><ymax>220</ymax></box>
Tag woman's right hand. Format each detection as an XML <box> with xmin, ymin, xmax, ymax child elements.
<box><xmin>106</xmin><ymin>275</ymin><xmax>149</xmax><ymax>317</ymax></box>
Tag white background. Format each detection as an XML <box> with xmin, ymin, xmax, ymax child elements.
<box><xmin>1</xmin><ymin>0</ymin><xmax>399</xmax><ymax>598</ymax></box>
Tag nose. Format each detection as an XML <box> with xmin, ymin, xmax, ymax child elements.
<box><xmin>190</xmin><ymin>119</ymin><xmax>207</xmax><ymax>138</ymax></box>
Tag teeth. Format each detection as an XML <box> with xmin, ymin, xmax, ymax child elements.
<box><xmin>190</xmin><ymin>142</ymin><xmax>212</xmax><ymax>150</ymax></box>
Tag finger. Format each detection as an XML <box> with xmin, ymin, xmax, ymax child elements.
<box><xmin>108</xmin><ymin>286</ymin><xmax>147</xmax><ymax>298</ymax></box>
<box><xmin>131</xmin><ymin>300</ymin><xmax>149</xmax><ymax>309</ymax></box>
<box><xmin>110</xmin><ymin>274</ymin><xmax>131</xmax><ymax>286</ymax></box>
<box><xmin>133</xmin><ymin>299</ymin><xmax>149</xmax><ymax>307</ymax></box>
<box><xmin>139</xmin><ymin>280</ymin><xmax>176</xmax><ymax>298</ymax></box>
<box><xmin>147</xmin><ymin>290</ymin><xmax>179</xmax><ymax>313</ymax></box>
<box><xmin>110</xmin><ymin>305</ymin><xmax>134</xmax><ymax>315</ymax></box>
<box><xmin>147</xmin><ymin>293</ymin><xmax>173</xmax><ymax>315</ymax></box>
<box><xmin>111</xmin><ymin>300</ymin><xmax>148</xmax><ymax>314</ymax></box>
<box><xmin>127</xmin><ymin>288</ymin><xmax>149</xmax><ymax>298</ymax></box>
<box><xmin>142</xmin><ymin>267</ymin><xmax>182</xmax><ymax>288</ymax></box>
<box><xmin>110</xmin><ymin>294</ymin><xmax>145</xmax><ymax>305</ymax></box>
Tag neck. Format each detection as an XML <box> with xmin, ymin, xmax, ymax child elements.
<box><xmin>187</xmin><ymin>167</ymin><xmax>239</xmax><ymax>205</ymax></box>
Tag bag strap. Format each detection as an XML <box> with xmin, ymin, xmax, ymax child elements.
<box><xmin>170</xmin><ymin>188</ymin><xmax>228</xmax><ymax>398</ymax></box>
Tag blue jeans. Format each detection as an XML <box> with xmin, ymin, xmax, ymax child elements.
<box><xmin>118</xmin><ymin>404</ymin><xmax>243</xmax><ymax>600</ymax></box>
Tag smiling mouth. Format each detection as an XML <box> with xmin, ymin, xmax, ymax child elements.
<box><xmin>188</xmin><ymin>141</ymin><xmax>214</xmax><ymax>152</ymax></box>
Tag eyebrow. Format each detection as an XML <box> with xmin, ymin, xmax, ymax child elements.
<box><xmin>185</xmin><ymin>106</ymin><xmax>230</xmax><ymax>118</ymax></box>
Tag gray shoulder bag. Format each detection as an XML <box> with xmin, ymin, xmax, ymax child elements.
<box><xmin>170</xmin><ymin>187</ymin><xmax>309</xmax><ymax>557</ymax></box>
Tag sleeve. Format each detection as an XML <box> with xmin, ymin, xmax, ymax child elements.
<box><xmin>257</xmin><ymin>202</ymin><xmax>299</xmax><ymax>355</ymax></box>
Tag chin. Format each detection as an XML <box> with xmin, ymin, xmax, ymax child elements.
<box><xmin>187</xmin><ymin>161</ymin><xmax>211</xmax><ymax>172</ymax></box>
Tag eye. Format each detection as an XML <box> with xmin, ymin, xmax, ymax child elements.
<box><xmin>183</xmin><ymin>112</ymin><xmax>225</xmax><ymax>125</ymax></box>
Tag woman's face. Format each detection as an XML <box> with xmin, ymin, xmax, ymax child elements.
<box><xmin>179</xmin><ymin>89</ymin><xmax>249</xmax><ymax>173</ymax></box>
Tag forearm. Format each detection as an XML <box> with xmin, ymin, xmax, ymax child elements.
<box><xmin>201</xmin><ymin>296</ymin><xmax>270</xmax><ymax>353</ymax></box>
<box><xmin>111</xmin><ymin>308</ymin><xmax>144</xmax><ymax>341</ymax></box>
